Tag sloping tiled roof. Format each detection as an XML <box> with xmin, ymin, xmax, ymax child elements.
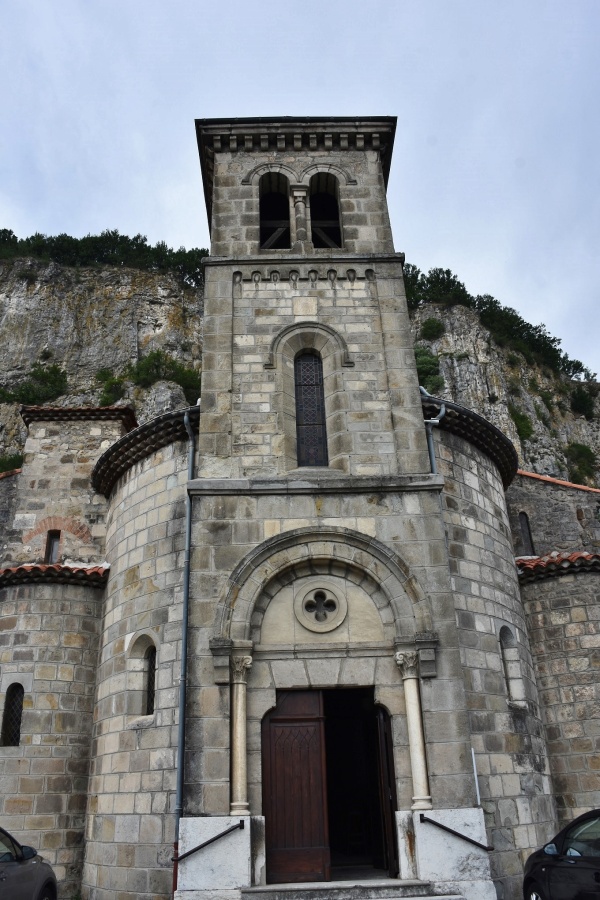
<box><xmin>517</xmin><ymin>551</ymin><xmax>600</xmax><ymax>583</ymax></box>
<box><xmin>516</xmin><ymin>469</ymin><xmax>600</xmax><ymax>494</ymax></box>
<box><xmin>420</xmin><ymin>396</ymin><xmax>518</xmax><ymax>488</ymax></box>
<box><xmin>0</xmin><ymin>564</ymin><xmax>109</xmax><ymax>589</ymax></box>
<box><xmin>20</xmin><ymin>405</ymin><xmax>138</xmax><ymax>431</ymax></box>
<box><xmin>92</xmin><ymin>405</ymin><xmax>200</xmax><ymax>497</ymax></box>
<box><xmin>0</xmin><ymin>469</ymin><xmax>21</xmax><ymax>480</ymax></box>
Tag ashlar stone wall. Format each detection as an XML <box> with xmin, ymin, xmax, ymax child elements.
<box><xmin>506</xmin><ymin>472</ymin><xmax>600</xmax><ymax>557</ymax></box>
<box><xmin>521</xmin><ymin>572</ymin><xmax>600</xmax><ymax>824</ymax></box>
<box><xmin>435</xmin><ymin>429</ymin><xmax>556</xmax><ymax>900</ymax></box>
<box><xmin>4</xmin><ymin>416</ymin><xmax>127</xmax><ymax>566</ymax></box>
<box><xmin>0</xmin><ymin>581</ymin><xmax>102</xmax><ymax>898</ymax></box>
<box><xmin>82</xmin><ymin>440</ymin><xmax>189</xmax><ymax>900</ymax></box>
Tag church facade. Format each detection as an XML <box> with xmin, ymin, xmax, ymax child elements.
<box><xmin>0</xmin><ymin>116</ymin><xmax>599</xmax><ymax>900</ymax></box>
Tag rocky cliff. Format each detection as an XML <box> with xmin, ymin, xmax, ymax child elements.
<box><xmin>410</xmin><ymin>304</ymin><xmax>600</xmax><ymax>486</ymax></box>
<box><xmin>0</xmin><ymin>258</ymin><xmax>202</xmax><ymax>458</ymax></box>
<box><xmin>1</xmin><ymin>257</ymin><xmax>598</xmax><ymax>487</ymax></box>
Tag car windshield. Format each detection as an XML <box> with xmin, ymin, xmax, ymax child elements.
<box><xmin>0</xmin><ymin>832</ymin><xmax>17</xmax><ymax>862</ymax></box>
<box><xmin>563</xmin><ymin>816</ymin><xmax>600</xmax><ymax>857</ymax></box>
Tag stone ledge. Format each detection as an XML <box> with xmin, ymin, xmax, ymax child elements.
<box><xmin>188</xmin><ymin>473</ymin><xmax>445</xmax><ymax>496</ymax></box>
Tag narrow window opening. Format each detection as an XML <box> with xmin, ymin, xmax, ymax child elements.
<box><xmin>259</xmin><ymin>173</ymin><xmax>291</xmax><ymax>249</ymax></box>
<box><xmin>44</xmin><ymin>530</ymin><xmax>61</xmax><ymax>564</ymax></box>
<box><xmin>295</xmin><ymin>351</ymin><xmax>328</xmax><ymax>467</ymax></box>
<box><xmin>518</xmin><ymin>512</ymin><xmax>535</xmax><ymax>555</ymax></box>
<box><xmin>145</xmin><ymin>646</ymin><xmax>156</xmax><ymax>715</ymax></box>
<box><xmin>310</xmin><ymin>173</ymin><xmax>342</xmax><ymax>248</ymax></box>
<box><xmin>499</xmin><ymin>626</ymin><xmax>525</xmax><ymax>704</ymax></box>
<box><xmin>1</xmin><ymin>683</ymin><xmax>25</xmax><ymax>746</ymax></box>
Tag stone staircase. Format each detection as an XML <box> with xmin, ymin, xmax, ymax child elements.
<box><xmin>242</xmin><ymin>878</ymin><xmax>465</xmax><ymax>900</ymax></box>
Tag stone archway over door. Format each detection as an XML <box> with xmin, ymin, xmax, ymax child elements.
<box><xmin>261</xmin><ymin>688</ymin><xmax>398</xmax><ymax>884</ymax></box>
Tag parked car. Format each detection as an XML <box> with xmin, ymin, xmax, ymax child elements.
<box><xmin>524</xmin><ymin>808</ymin><xmax>600</xmax><ymax>900</ymax></box>
<box><xmin>0</xmin><ymin>826</ymin><xmax>57</xmax><ymax>900</ymax></box>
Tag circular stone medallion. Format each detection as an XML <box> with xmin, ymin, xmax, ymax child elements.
<box><xmin>293</xmin><ymin>582</ymin><xmax>348</xmax><ymax>634</ymax></box>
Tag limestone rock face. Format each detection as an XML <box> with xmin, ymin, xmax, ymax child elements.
<box><xmin>0</xmin><ymin>259</ymin><xmax>202</xmax><ymax>455</ymax></box>
<box><xmin>411</xmin><ymin>304</ymin><xmax>600</xmax><ymax>485</ymax></box>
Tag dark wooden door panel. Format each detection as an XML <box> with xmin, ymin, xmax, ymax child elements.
<box><xmin>262</xmin><ymin>690</ymin><xmax>330</xmax><ymax>883</ymax></box>
<box><xmin>376</xmin><ymin>706</ymin><xmax>400</xmax><ymax>878</ymax></box>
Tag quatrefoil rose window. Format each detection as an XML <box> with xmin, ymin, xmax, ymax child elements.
<box><xmin>294</xmin><ymin>584</ymin><xmax>348</xmax><ymax>633</ymax></box>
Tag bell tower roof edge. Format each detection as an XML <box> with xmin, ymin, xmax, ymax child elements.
<box><xmin>195</xmin><ymin>115</ymin><xmax>397</xmax><ymax>227</ymax></box>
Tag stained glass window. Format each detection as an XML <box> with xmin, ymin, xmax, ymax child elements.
<box><xmin>295</xmin><ymin>352</ymin><xmax>328</xmax><ymax>467</ymax></box>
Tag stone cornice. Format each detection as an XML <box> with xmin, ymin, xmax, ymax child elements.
<box><xmin>91</xmin><ymin>406</ymin><xmax>200</xmax><ymax>497</ymax></box>
<box><xmin>421</xmin><ymin>395</ymin><xmax>518</xmax><ymax>488</ymax></box>
<box><xmin>202</xmin><ymin>252</ymin><xmax>406</xmax><ymax>269</ymax></box>
<box><xmin>196</xmin><ymin>115</ymin><xmax>396</xmax><ymax>224</ymax></box>
<box><xmin>20</xmin><ymin>405</ymin><xmax>138</xmax><ymax>431</ymax></box>
<box><xmin>0</xmin><ymin>564</ymin><xmax>108</xmax><ymax>589</ymax></box>
<box><xmin>188</xmin><ymin>472</ymin><xmax>444</xmax><ymax>496</ymax></box>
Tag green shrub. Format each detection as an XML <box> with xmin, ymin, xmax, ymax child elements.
<box><xmin>534</xmin><ymin>402</ymin><xmax>550</xmax><ymax>428</ymax></box>
<box><xmin>419</xmin><ymin>317</ymin><xmax>445</xmax><ymax>341</ymax></box>
<box><xmin>0</xmin><ymin>364</ymin><xmax>68</xmax><ymax>406</ymax></box>
<box><xmin>0</xmin><ymin>453</ymin><xmax>23</xmax><ymax>473</ymax></box>
<box><xmin>539</xmin><ymin>390</ymin><xmax>554</xmax><ymax>411</ymax></box>
<box><xmin>508</xmin><ymin>403</ymin><xmax>533</xmax><ymax>441</ymax></box>
<box><xmin>571</xmin><ymin>385</ymin><xmax>597</xmax><ymax>420</ymax></box>
<box><xmin>565</xmin><ymin>442</ymin><xmax>597</xmax><ymax>484</ymax></box>
<box><xmin>507</xmin><ymin>377</ymin><xmax>521</xmax><ymax>397</ymax></box>
<box><xmin>414</xmin><ymin>345</ymin><xmax>444</xmax><ymax>395</ymax></box>
<box><xmin>506</xmin><ymin>353</ymin><xmax>520</xmax><ymax>368</ymax></box>
<box><xmin>96</xmin><ymin>372</ymin><xmax>126</xmax><ymax>407</ymax></box>
<box><xmin>128</xmin><ymin>350</ymin><xmax>200</xmax><ymax>405</ymax></box>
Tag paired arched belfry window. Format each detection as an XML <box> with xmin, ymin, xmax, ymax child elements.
<box><xmin>259</xmin><ymin>173</ymin><xmax>291</xmax><ymax>249</ymax></box>
<box><xmin>295</xmin><ymin>352</ymin><xmax>328</xmax><ymax>467</ymax></box>
<box><xmin>309</xmin><ymin>173</ymin><xmax>342</xmax><ymax>248</ymax></box>
<box><xmin>1</xmin><ymin>683</ymin><xmax>24</xmax><ymax>746</ymax></box>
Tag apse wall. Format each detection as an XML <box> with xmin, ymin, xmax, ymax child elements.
<box><xmin>433</xmin><ymin>427</ymin><xmax>556</xmax><ymax>900</ymax></box>
<box><xmin>82</xmin><ymin>437</ymin><xmax>189</xmax><ymax>900</ymax></box>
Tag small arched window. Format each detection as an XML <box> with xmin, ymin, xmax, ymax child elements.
<box><xmin>295</xmin><ymin>351</ymin><xmax>328</xmax><ymax>467</ymax></box>
<box><xmin>310</xmin><ymin>173</ymin><xmax>342</xmax><ymax>248</ymax></box>
<box><xmin>145</xmin><ymin>646</ymin><xmax>157</xmax><ymax>716</ymax></box>
<box><xmin>259</xmin><ymin>173</ymin><xmax>291</xmax><ymax>249</ymax></box>
<box><xmin>1</xmin><ymin>683</ymin><xmax>25</xmax><ymax>746</ymax></box>
<box><xmin>499</xmin><ymin>626</ymin><xmax>525</xmax><ymax>704</ymax></box>
<box><xmin>518</xmin><ymin>512</ymin><xmax>535</xmax><ymax>556</ymax></box>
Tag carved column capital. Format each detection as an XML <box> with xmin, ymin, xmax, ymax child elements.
<box><xmin>230</xmin><ymin>655</ymin><xmax>253</xmax><ymax>684</ymax></box>
<box><xmin>395</xmin><ymin>650</ymin><xmax>419</xmax><ymax>679</ymax></box>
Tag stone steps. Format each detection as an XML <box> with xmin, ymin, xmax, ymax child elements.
<box><xmin>242</xmin><ymin>880</ymin><xmax>464</xmax><ymax>900</ymax></box>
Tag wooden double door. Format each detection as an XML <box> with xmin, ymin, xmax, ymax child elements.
<box><xmin>261</xmin><ymin>688</ymin><xmax>399</xmax><ymax>884</ymax></box>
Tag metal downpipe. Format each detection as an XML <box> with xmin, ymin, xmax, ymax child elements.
<box><xmin>173</xmin><ymin>409</ymin><xmax>196</xmax><ymax>894</ymax></box>
<box><xmin>419</xmin><ymin>386</ymin><xmax>446</xmax><ymax>475</ymax></box>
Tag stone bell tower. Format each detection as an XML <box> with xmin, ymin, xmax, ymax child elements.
<box><xmin>177</xmin><ymin>118</ymin><xmax>497</xmax><ymax>900</ymax></box>
<box><xmin>194</xmin><ymin>116</ymin><xmax>430</xmax><ymax>480</ymax></box>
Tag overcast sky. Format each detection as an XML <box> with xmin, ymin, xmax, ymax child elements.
<box><xmin>2</xmin><ymin>0</ymin><xmax>599</xmax><ymax>374</ymax></box>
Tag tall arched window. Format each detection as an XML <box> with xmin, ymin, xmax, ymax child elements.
<box><xmin>145</xmin><ymin>645</ymin><xmax>157</xmax><ymax>716</ymax></box>
<box><xmin>309</xmin><ymin>173</ymin><xmax>342</xmax><ymax>248</ymax></box>
<box><xmin>518</xmin><ymin>511</ymin><xmax>535</xmax><ymax>555</ymax></box>
<box><xmin>259</xmin><ymin>173</ymin><xmax>291</xmax><ymax>249</ymax></box>
<box><xmin>1</xmin><ymin>683</ymin><xmax>24</xmax><ymax>746</ymax></box>
<box><xmin>295</xmin><ymin>351</ymin><xmax>328</xmax><ymax>467</ymax></box>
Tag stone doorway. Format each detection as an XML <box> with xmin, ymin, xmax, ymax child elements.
<box><xmin>261</xmin><ymin>687</ymin><xmax>398</xmax><ymax>884</ymax></box>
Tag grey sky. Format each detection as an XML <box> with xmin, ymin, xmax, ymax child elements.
<box><xmin>2</xmin><ymin>0</ymin><xmax>599</xmax><ymax>374</ymax></box>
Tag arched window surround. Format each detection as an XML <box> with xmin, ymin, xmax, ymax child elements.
<box><xmin>126</xmin><ymin>631</ymin><xmax>159</xmax><ymax>720</ymax></box>
<box><xmin>499</xmin><ymin>625</ymin><xmax>527</xmax><ymax>706</ymax></box>
<box><xmin>267</xmin><ymin>323</ymin><xmax>354</xmax><ymax>474</ymax></box>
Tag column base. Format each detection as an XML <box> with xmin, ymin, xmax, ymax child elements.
<box><xmin>229</xmin><ymin>802</ymin><xmax>250</xmax><ymax>816</ymax></box>
<box><xmin>411</xmin><ymin>795</ymin><xmax>432</xmax><ymax>810</ymax></box>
